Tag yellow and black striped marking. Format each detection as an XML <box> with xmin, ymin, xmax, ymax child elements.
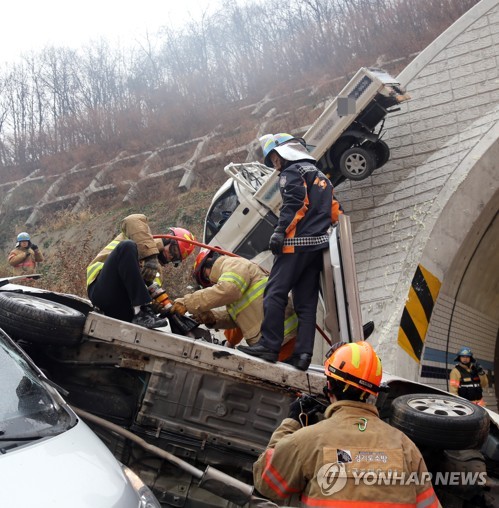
<box><xmin>398</xmin><ymin>264</ymin><xmax>442</xmax><ymax>363</ymax></box>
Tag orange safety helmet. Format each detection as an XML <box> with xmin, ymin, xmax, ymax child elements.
<box><xmin>192</xmin><ymin>247</ymin><xmax>220</xmax><ymax>288</ymax></box>
<box><xmin>324</xmin><ymin>341</ymin><xmax>382</xmax><ymax>396</ymax></box>
<box><xmin>169</xmin><ymin>227</ymin><xmax>195</xmax><ymax>262</ymax></box>
<box><xmin>193</xmin><ymin>248</ymin><xmax>216</xmax><ymax>288</ymax></box>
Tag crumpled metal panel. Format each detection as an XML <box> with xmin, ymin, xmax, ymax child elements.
<box><xmin>137</xmin><ymin>358</ymin><xmax>291</xmax><ymax>453</ymax></box>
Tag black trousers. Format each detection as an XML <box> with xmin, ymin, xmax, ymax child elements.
<box><xmin>260</xmin><ymin>249</ymin><xmax>323</xmax><ymax>356</ymax></box>
<box><xmin>88</xmin><ymin>240</ymin><xmax>150</xmax><ymax>322</ymax></box>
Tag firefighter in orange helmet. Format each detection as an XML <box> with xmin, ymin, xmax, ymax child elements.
<box><xmin>172</xmin><ymin>248</ymin><xmax>298</xmax><ymax>360</ymax></box>
<box><xmin>86</xmin><ymin>214</ymin><xmax>195</xmax><ymax>329</ymax></box>
<box><xmin>253</xmin><ymin>342</ymin><xmax>441</xmax><ymax>507</ymax></box>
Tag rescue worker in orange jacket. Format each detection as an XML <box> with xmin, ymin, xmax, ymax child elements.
<box><xmin>173</xmin><ymin>249</ymin><xmax>297</xmax><ymax>360</ymax></box>
<box><xmin>449</xmin><ymin>347</ymin><xmax>488</xmax><ymax>406</ymax></box>
<box><xmin>86</xmin><ymin>214</ymin><xmax>195</xmax><ymax>329</ymax></box>
<box><xmin>253</xmin><ymin>341</ymin><xmax>441</xmax><ymax>508</ymax></box>
<box><xmin>8</xmin><ymin>232</ymin><xmax>44</xmax><ymax>275</ymax></box>
<box><xmin>238</xmin><ymin>133</ymin><xmax>341</xmax><ymax>371</ymax></box>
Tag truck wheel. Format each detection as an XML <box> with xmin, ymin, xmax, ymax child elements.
<box><xmin>390</xmin><ymin>394</ymin><xmax>489</xmax><ymax>450</ymax></box>
<box><xmin>372</xmin><ymin>140</ymin><xmax>390</xmax><ymax>168</ymax></box>
<box><xmin>339</xmin><ymin>147</ymin><xmax>376</xmax><ymax>180</ymax></box>
<box><xmin>0</xmin><ymin>292</ymin><xmax>85</xmax><ymax>346</ymax></box>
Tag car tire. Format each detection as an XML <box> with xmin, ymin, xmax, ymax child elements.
<box><xmin>390</xmin><ymin>394</ymin><xmax>490</xmax><ymax>450</ymax></box>
<box><xmin>0</xmin><ymin>292</ymin><xmax>85</xmax><ymax>346</ymax></box>
<box><xmin>63</xmin><ymin>382</ymin><xmax>137</xmax><ymax>424</ymax></box>
<box><xmin>339</xmin><ymin>146</ymin><xmax>376</xmax><ymax>180</ymax></box>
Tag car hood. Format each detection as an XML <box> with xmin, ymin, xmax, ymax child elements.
<box><xmin>0</xmin><ymin>418</ymin><xmax>139</xmax><ymax>508</ymax></box>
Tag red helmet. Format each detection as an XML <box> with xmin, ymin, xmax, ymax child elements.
<box><xmin>324</xmin><ymin>341</ymin><xmax>382</xmax><ymax>396</ymax></box>
<box><xmin>169</xmin><ymin>227</ymin><xmax>195</xmax><ymax>262</ymax></box>
<box><xmin>193</xmin><ymin>248</ymin><xmax>212</xmax><ymax>287</ymax></box>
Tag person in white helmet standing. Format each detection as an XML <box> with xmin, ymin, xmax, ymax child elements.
<box><xmin>8</xmin><ymin>232</ymin><xmax>44</xmax><ymax>275</ymax></box>
<box><xmin>238</xmin><ymin>133</ymin><xmax>341</xmax><ymax>371</ymax></box>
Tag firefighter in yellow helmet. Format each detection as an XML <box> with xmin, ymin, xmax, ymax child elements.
<box><xmin>253</xmin><ymin>341</ymin><xmax>441</xmax><ymax>507</ymax></box>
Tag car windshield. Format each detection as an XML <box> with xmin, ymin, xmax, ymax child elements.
<box><xmin>204</xmin><ymin>184</ymin><xmax>239</xmax><ymax>243</ymax></box>
<box><xmin>0</xmin><ymin>331</ymin><xmax>73</xmax><ymax>444</ymax></box>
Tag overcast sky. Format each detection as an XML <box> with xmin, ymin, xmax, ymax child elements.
<box><xmin>0</xmin><ymin>0</ymin><xmax>226</xmax><ymax>65</ymax></box>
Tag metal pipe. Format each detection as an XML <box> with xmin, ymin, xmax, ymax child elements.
<box><xmin>72</xmin><ymin>406</ymin><xmax>203</xmax><ymax>479</ymax></box>
<box><xmin>72</xmin><ymin>406</ymin><xmax>256</xmax><ymax>506</ymax></box>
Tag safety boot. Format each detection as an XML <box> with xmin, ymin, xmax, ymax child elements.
<box><xmin>283</xmin><ymin>353</ymin><xmax>312</xmax><ymax>371</ymax></box>
<box><xmin>132</xmin><ymin>305</ymin><xmax>168</xmax><ymax>329</ymax></box>
<box><xmin>237</xmin><ymin>343</ymin><xmax>278</xmax><ymax>363</ymax></box>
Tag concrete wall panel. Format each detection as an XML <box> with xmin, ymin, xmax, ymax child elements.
<box><xmin>338</xmin><ymin>0</ymin><xmax>499</xmax><ymax>407</ymax></box>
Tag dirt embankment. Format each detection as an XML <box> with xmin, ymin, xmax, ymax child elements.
<box><xmin>0</xmin><ymin>187</ymin><xmax>215</xmax><ymax>299</ymax></box>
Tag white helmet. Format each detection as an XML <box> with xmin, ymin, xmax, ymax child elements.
<box><xmin>259</xmin><ymin>133</ymin><xmax>316</xmax><ymax>167</ymax></box>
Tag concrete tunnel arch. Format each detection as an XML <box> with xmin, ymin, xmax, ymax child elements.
<box><xmin>329</xmin><ymin>0</ymin><xmax>499</xmax><ymax>410</ymax></box>
<box><xmin>404</xmin><ymin>123</ymin><xmax>498</xmax><ymax>408</ymax></box>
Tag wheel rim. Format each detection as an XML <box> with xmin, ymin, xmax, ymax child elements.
<box><xmin>344</xmin><ymin>153</ymin><xmax>368</xmax><ymax>176</ymax></box>
<box><xmin>407</xmin><ymin>397</ymin><xmax>474</xmax><ymax>417</ymax></box>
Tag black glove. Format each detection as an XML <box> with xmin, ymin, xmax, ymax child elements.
<box><xmin>475</xmin><ymin>364</ymin><xmax>486</xmax><ymax>376</ymax></box>
<box><xmin>141</xmin><ymin>255</ymin><xmax>159</xmax><ymax>284</ymax></box>
<box><xmin>288</xmin><ymin>394</ymin><xmax>327</xmax><ymax>426</ymax></box>
<box><xmin>269</xmin><ymin>230</ymin><xmax>285</xmax><ymax>255</ymax></box>
<box><xmin>30</xmin><ymin>243</ymin><xmax>38</xmax><ymax>251</ymax></box>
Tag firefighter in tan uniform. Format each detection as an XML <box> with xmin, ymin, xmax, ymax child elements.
<box><xmin>253</xmin><ymin>342</ymin><xmax>441</xmax><ymax>508</ymax></box>
<box><xmin>173</xmin><ymin>249</ymin><xmax>298</xmax><ymax>360</ymax></box>
<box><xmin>449</xmin><ymin>347</ymin><xmax>488</xmax><ymax>406</ymax></box>
<box><xmin>8</xmin><ymin>232</ymin><xmax>44</xmax><ymax>275</ymax></box>
<box><xmin>86</xmin><ymin>214</ymin><xmax>195</xmax><ymax>329</ymax></box>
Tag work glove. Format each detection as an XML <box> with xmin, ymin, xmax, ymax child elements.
<box><xmin>288</xmin><ymin>394</ymin><xmax>327</xmax><ymax>427</ymax></box>
<box><xmin>269</xmin><ymin>230</ymin><xmax>285</xmax><ymax>255</ymax></box>
<box><xmin>193</xmin><ymin>310</ymin><xmax>216</xmax><ymax>327</ymax></box>
<box><xmin>30</xmin><ymin>243</ymin><xmax>38</xmax><ymax>251</ymax></box>
<box><xmin>140</xmin><ymin>255</ymin><xmax>159</xmax><ymax>284</ymax></box>
<box><xmin>171</xmin><ymin>300</ymin><xmax>187</xmax><ymax>315</ymax></box>
<box><xmin>475</xmin><ymin>364</ymin><xmax>486</xmax><ymax>376</ymax></box>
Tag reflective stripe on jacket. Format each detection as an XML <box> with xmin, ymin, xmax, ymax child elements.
<box><xmin>225</xmin><ymin>274</ymin><xmax>298</xmax><ymax>339</ymax></box>
<box><xmin>86</xmin><ymin>239</ymin><xmax>120</xmax><ymax>286</ymax></box>
<box><xmin>449</xmin><ymin>364</ymin><xmax>488</xmax><ymax>404</ymax></box>
<box><xmin>225</xmin><ymin>274</ymin><xmax>266</xmax><ymax>321</ymax></box>
<box><xmin>86</xmin><ymin>214</ymin><xmax>161</xmax><ymax>287</ymax></box>
<box><xmin>455</xmin><ymin>364</ymin><xmax>483</xmax><ymax>401</ymax></box>
<box><xmin>253</xmin><ymin>400</ymin><xmax>441</xmax><ymax>508</ymax></box>
<box><xmin>181</xmin><ymin>256</ymin><xmax>297</xmax><ymax>345</ymax></box>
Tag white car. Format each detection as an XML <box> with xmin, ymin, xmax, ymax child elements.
<box><xmin>0</xmin><ymin>326</ymin><xmax>161</xmax><ymax>508</ymax></box>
